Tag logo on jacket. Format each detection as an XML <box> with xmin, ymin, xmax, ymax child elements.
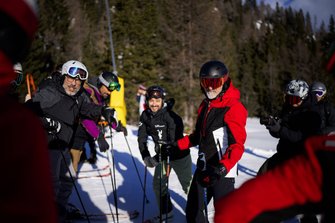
<box><xmin>157</xmin><ymin>129</ymin><xmax>163</xmax><ymax>140</ymax></box>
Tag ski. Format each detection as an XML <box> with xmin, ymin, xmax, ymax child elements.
<box><xmin>77</xmin><ymin>172</ymin><xmax>111</xmax><ymax>179</ymax></box>
<box><xmin>78</xmin><ymin>164</ymin><xmax>110</xmax><ymax>173</ymax></box>
<box><xmin>71</xmin><ymin>210</ymin><xmax>139</xmax><ymax>222</ymax></box>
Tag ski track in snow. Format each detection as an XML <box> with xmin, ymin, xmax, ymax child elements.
<box><xmin>70</xmin><ymin>118</ymin><xmax>278</xmax><ymax>223</ymax></box>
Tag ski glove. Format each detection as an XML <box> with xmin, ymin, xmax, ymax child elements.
<box><xmin>197</xmin><ymin>164</ymin><xmax>227</xmax><ymax>188</ymax></box>
<box><xmin>116</xmin><ymin>121</ymin><xmax>128</xmax><ymax>136</ymax></box>
<box><xmin>101</xmin><ymin>107</ymin><xmax>117</xmax><ymax>126</ymax></box>
<box><xmin>42</xmin><ymin>117</ymin><xmax>61</xmax><ymax>134</ymax></box>
<box><xmin>143</xmin><ymin>156</ymin><xmax>159</xmax><ymax>168</ymax></box>
<box><xmin>97</xmin><ymin>132</ymin><xmax>109</xmax><ymax>152</ymax></box>
<box><xmin>266</xmin><ymin>118</ymin><xmax>281</xmax><ymax>133</ymax></box>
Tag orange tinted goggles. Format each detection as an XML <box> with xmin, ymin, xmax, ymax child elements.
<box><xmin>285</xmin><ymin>95</ymin><xmax>302</xmax><ymax>105</ymax></box>
<box><xmin>200</xmin><ymin>77</ymin><xmax>225</xmax><ymax>89</ymax></box>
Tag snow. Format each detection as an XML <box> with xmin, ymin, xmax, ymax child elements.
<box><xmin>69</xmin><ymin>117</ymin><xmax>278</xmax><ymax>223</ymax></box>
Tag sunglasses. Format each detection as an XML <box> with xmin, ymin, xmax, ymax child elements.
<box><xmin>67</xmin><ymin>67</ymin><xmax>88</xmax><ymax>80</ymax></box>
<box><xmin>200</xmin><ymin>77</ymin><xmax>225</xmax><ymax>89</ymax></box>
<box><xmin>285</xmin><ymin>95</ymin><xmax>302</xmax><ymax>105</ymax></box>
<box><xmin>109</xmin><ymin>81</ymin><xmax>121</xmax><ymax>91</ymax></box>
<box><xmin>313</xmin><ymin>90</ymin><xmax>326</xmax><ymax>97</ymax></box>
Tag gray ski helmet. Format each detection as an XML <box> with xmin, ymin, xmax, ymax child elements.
<box><xmin>311</xmin><ymin>81</ymin><xmax>327</xmax><ymax>97</ymax></box>
<box><xmin>199</xmin><ymin>60</ymin><xmax>228</xmax><ymax>78</ymax></box>
<box><xmin>285</xmin><ymin>79</ymin><xmax>309</xmax><ymax>99</ymax></box>
<box><xmin>98</xmin><ymin>71</ymin><xmax>120</xmax><ymax>91</ymax></box>
<box><xmin>146</xmin><ymin>85</ymin><xmax>166</xmax><ymax>101</ymax></box>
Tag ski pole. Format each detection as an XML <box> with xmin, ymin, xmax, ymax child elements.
<box><xmin>165</xmin><ymin>150</ymin><xmax>170</xmax><ymax>223</ymax></box>
<box><xmin>59</xmin><ymin>150</ymin><xmax>91</xmax><ymax>223</ymax></box>
<box><xmin>158</xmin><ymin>143</ymin><xmax>163</xmax><ymax>223</ymax></box>
<box><xmin>141</xmin><ymin>166</ymin><xmax>148</xmax><ymax>223</ymax></box>
<box><xmin>107</xmin><ymin>126</ymin><xmax>119</xmax><ymax>223</ymax></box>
<box><xmin>123</xmin><ymin>134</ymin><xmax>150</xmax><ymax>203</ymax></box>
<box><xmin>198</xmin><ymin>152</ymin><xmax>208</xmax><ymax>222</ymax></box>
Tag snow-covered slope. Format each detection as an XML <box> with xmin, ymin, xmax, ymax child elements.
<box><xmin>70</xmin><ymin>118</ymin><xmax>278</xmax><ymax>223</ymax></box>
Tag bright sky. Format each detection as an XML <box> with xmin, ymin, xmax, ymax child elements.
<box><xmin>257</xmin><ymin>0</ymin><xmax>335</xmax><ymax>27</ymax></box>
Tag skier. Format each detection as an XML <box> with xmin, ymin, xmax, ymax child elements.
<box><xmin>26</xmin><ymin>60</ymin><xmax>117</xmax><ymax>222</ymax></box>
<box><xmin>0</xmin><ymin>0</ymin><xmax>57</xmax><ymax>222</ymax></box>
<box><xmin>137</xmin><ymin>84</ymin><xmax>147</xmax><ymax>115</ymax></box>
<box><xmin>258</xmin><ymin>80</ymin><xmax>322</xmax><ymax>174</ymax></box>
<box><xmin>138</xmin><ymin>85</ymin><xmax>192</xmax><ymax>222</ymax></box>
<box><xmin>310</xmin><ymin>81</ymin><xmax>335</xmax><ymax>135</ymax></box>
<box><xmin>175</xmin><ymin>60</ymin><xmax>248</xmax><ymax>223</ymax></box>
<box><xmin>70</xmin><ymin>71</ymin><xmax>126</xmax><ymax>171</ymax></box>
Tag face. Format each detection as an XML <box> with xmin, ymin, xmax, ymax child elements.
<box><xmin>99</xmin><ymin>85</ymin><xmax>112</xmax><ymax>99</ymax></box>
<box><xmin>203</xmin><ymin>85</ymin><xmax>223</xmax><ymax>99</ymax></box>
<box><xmin>148</xmin><ymin>98</ymin><xmax>163</xmax><ymax>113</ymax></box>
<box><xmin>63</xmin><ymin>75</ymin><xmax>82</xmax><ymax>96</ymax></box>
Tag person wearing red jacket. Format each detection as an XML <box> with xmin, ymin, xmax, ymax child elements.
<box><xmin>0</xmin><ymin>0</ymin><xmax>57</xmax><ymax>223</ymax></box>
<box><xmin>176</xmin><ymin>60</ymin><xmax>248</xmax><ymax>223</ymax></box>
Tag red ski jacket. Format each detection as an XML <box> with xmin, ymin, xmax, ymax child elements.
<box><xmin>177</xmin><ymin>80</ymin><xmax>247</xmax><ymax>174</ymax></box>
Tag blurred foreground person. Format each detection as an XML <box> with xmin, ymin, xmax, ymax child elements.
<box><xmin>0</xmin><ymin>0</ymin><xmax>57</xmax><ymax>223</ymax></box>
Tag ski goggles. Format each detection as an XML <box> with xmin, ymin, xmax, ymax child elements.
<box><xmin>312</xmin><ymin>90</ymin><xmax>326</xmax><ymax>97</ymax></box>
<box><xmin>147</xmin><ymin>89</ymin><xmax>164</xmax><ymax>99</ymax></box>
<box><xmin>66</xmin><ymin>67</ymin><xmax>88</xmax><ymax>80</ymax></box>
<box><xmin>200</xmin><ymin>77</ymin><xmax>225</xmax><ymax>89</ymax></box>
<box><xmin>285</xmin><ymin>95</ymin><xmax>303</xmax><ymax>105</ymax></box>
<box><xmin>108</xmin><ymin>81</ymin><xmax>121</xmax><ymax>91</ymax></box>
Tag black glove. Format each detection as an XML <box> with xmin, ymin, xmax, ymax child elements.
<box><xmin>197</xmin><ymin>164</ymin><xmax>227</xmax><ymax>188</ymax></box>
<box><xmin>42</xmin><ymin>117</ymin><xmax>61</xmax><ymax>133</ymax></box>
<box><xmin>101</xmin><ymin>107</ymin><xmax>117</xmax><ymax>125</ymax></box>
<box><xmin>97</xmin><ymin>132</ymin><xmax>109</xmax><ymax>152</ymax></box>
<box><xmin>116</xmin><ymin>121</ymin><xmax>128</xmax><ymax>136</ymax></box>
<box><xmin>143</xmin><ymin>156</ymin><xmax>159</xmax><ymax>168</ymax></box>
<box><xmin>266</xmin><ymin>118</ymin><xmax>281</xmax><ymax>133</ymax></box>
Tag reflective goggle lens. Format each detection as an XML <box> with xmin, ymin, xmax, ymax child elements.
<box><xmin>109</xmin><ymin>82</ymin><xmax>121</xmax><ymax>91</ymax></box>
<box><xmin>313</xmin><ymin>90</ymin><xmax>325</xmax><ymax>97</ymax></box>
<box><xmin>148</xmin><ymin>90</ymin><xmax>163</xmax><ymax>99</ymax></box>
<box><xmin>285</xmin><ymin>95</ymin><xmax>302</xmax><ymax>105</ymax></box>
<box><xmin>68</xmin><ymin>67</ymin><xmax>88</xmax><ymax>80</ymax></box>
<box><xmin>200</xmin><ymin>77</ymin><xmax>224</xmax><ymax>89</ymax></box>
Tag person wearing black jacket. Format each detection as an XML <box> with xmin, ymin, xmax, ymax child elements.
<box><xmin>138</xmin><ymin>86</ymin><xmax>192</xmax><ymax>222</ymax></box>
<box><xmin>310</xmin><ymin>81</ymin><xmax>335</xmax><ymax>135</ymax></box>
<box><xmin>27</xmin><ymin>60</ymin><xmax>115</xmax><ymax>223</ymax></box>
<box><xmin>260</xmin><ymin>79</ymin><xmax>322</xmax><ymax>223</ymax></box>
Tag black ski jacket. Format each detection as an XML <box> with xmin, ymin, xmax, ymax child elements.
<box><xmin>138</xmin><ymin>106</ymin><xmax>189</xmax><ymax>161</ymax></box>
<box><xmin>270</xmin><ymin>96</ymin><xmax>321</xmax><ymax>159</ymax></box>
<box><xmin>28</xmin><ymin>75</ymin><xmax>103</xmax><ymax>150</ymax></box>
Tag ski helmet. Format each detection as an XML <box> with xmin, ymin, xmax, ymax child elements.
<box><xmin>285</xmin><ymin>79</ymin><xmax>309</xmax><ymax>99</ymax></box>
<box><xmin>199</xmin><ymin>60</ymin><xmax>229</xmax><ymax>90</ymax></box>
<box><xmin>97</xmin><ymin>71</ymin><xmax>120</xmax><ymax>91</ymax></box>
<box><xmin>310</xmin><ymin>81</ymin><xmax>327</xmax><ymax>98</ymax></box>
<box><xmin>146</xmin><ymin>85</ymin><xmax>166</xmax><ymax>101</ymax></box>
<box><xmin>11</xmin><ymin>63</ymin><xmax>23</xmax><ymax>86</ymax></box>
<box><xmin>199</xmin><ymin>60</ymin><xmax>228</xmax><ymax>78</ymax></box>
<box><xmin>61</xmin><ymin>60</ymin><xmax>88</xmax><ymax>81</ymax></box>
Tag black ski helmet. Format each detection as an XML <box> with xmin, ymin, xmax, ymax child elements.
<box><xmin>199</xmin><ymin>60</ymin><xmax>229</xmax><ymax>78</ymax></box>
<box><xmin>146</xmin><ymin>85</ymin><xmax>166</xmax><ymax>101</ymax></box>
<box><xmin>97</xmin><ymin>71</ymin><xmax>120</xmax><ymax>91</ymax></box>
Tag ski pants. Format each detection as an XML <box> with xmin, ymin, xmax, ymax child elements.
<box><xmin>49</xmin><ymin>149</ymin><xmax>76</xmax><ymax>223</ymax></box>
<box><xmin>153</xmin><ymin>154</ymin><xmax>192</xmax><ymax>214</ymax></box>
<box><xmin>186</xmin><ymin>169</ymin><xmax>235</xmax><ymax>223</ymax></box>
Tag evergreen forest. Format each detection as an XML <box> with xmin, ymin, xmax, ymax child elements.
<box><xmin>21</xmin><ymin>0</ymin><xmax>335</xmax><ymax>129</ymax></box>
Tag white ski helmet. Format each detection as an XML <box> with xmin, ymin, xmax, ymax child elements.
<box><xmin>285</xmin><ymin>79</ymin><xmax>309</xmax><ymax>99</ymax></box>
<box><xmin>61</xmin><ymin>60</ymin><xmax>88</xmax><ymax>80</ymax></box>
